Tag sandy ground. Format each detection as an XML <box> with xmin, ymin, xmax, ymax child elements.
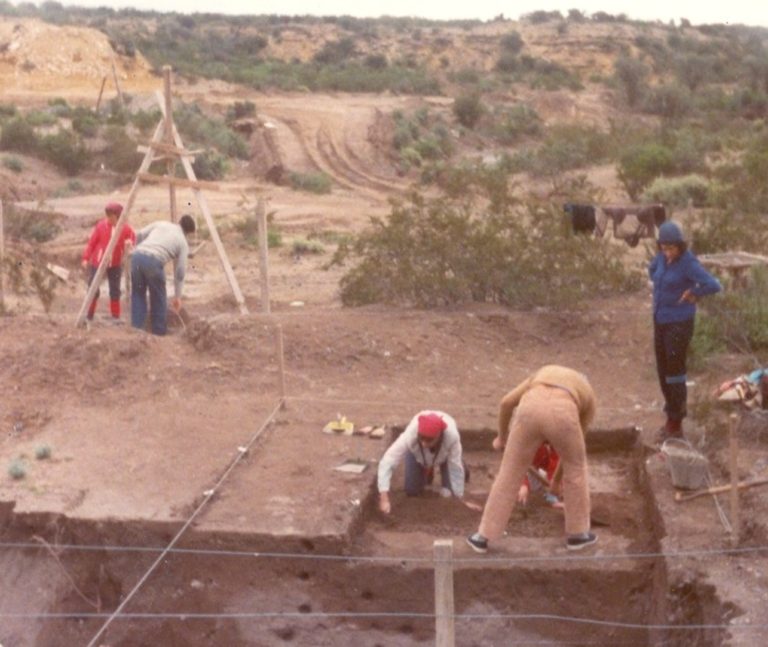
<box><xmin>1</xmin><ymin>20</ymin><xmax>768</xmax><ymax>645</ymax></box>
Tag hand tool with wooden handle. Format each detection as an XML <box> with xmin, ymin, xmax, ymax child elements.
<box><xmin>674</xmin><ymin>477</ymin><xmax>768</xmax><ymax>503</ymax></box>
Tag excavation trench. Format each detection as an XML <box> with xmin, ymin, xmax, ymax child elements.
<box><xmin>0</xmin><ymin>428</ymin><xmax>734</xmax><ymax>646</ymax></box>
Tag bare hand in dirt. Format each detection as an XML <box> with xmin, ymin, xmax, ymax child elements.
<box><xmin>378</xmin><ymin>492</ymin><xmax>391</xmax><ymax>515</ymax></box>
<box><xmin>463</xmin><ymin>500</ymin><xmax>483</xmax><ymax>511</ymax></box>
<box><xmin>517</xmin><ymin>484</ymin><xmax>529</xmax><ymax>505</ymax></box>
<box><xmin>492</xmin><ymin>436</ymin><xmax>504</xmax><ymax>451</ymax></box>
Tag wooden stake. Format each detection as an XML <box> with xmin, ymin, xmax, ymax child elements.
<box><xmin>434</xmin><ymin>539</ymin><xmax>455</xmax><ymax>647</ymax></box>
<box><xmin>276</xmin><ymin>324</ymin><xmax>286</xmax><ymax>401</ymax></box>
<box><xmin>111</xmin><ymin>58</ymin><xmax>124</xmax><ymax>108</ymax></box>
<box><xmin>257</xmin><ymin>198</ymin><xmax>270</xmax><ymax>314</ymax></box>
<box><xmin>0</xmin><ymin>200</ymin><xmax>5</xmax><ymax>312</ymax></box>
<box><xmin>95</xmin><ymin>75</ymin><xmax>107</xmax><ymax>113</ymax></box>
<box><xmin>729</xmin><ymin>413</ymin><xmax>740</xmax><ymax>545</ymax></box>
<box><xmin>163</xmin><ymin>67</ymin><xmax>178</xmax><ymax>224</ymax></box>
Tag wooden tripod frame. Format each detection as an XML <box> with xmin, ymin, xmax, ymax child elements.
<box><xmin>75</xmin><ymin>66</ymin><xmax>249</xmax><ymax>328</ymax></box>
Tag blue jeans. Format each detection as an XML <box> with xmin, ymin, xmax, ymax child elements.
<box><xmin>131</xmin><ymin>252</ymin><xmax>167</xmax><ymax>336</ymax></box>
<box><xmin>404</xmin><ymin>451</ymin><xmax>452</xmax><ymax>496</ymax></box>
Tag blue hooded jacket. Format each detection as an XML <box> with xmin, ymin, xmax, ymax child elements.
<box><xmin>649</xmin><ymin>249</ymin><xmax>721</xmax><ymax>323</ymax></box>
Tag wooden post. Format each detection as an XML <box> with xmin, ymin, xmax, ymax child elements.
<box><xmin>433</xmin><ymin>539</ymin><xmax>455</xmax><ymax>647</ymax></box>
<box><xmin>0</xmin><ymin>200</ymin><xmax>5</xmax><ymax>312</ymax></box>
<box><xmin>163</xmin><ymin>67</ymin><xmax>178</xmax><ymax>224</ymax></box>
<box><xmin>257</xmin><ymin>198</ymin><xmax>270</xmax><ymax>314</ymax></box>
<box><xmin>95</xmin><ymin>75</ymin><xmax>107</xmax><ymax>113</ymax></box>
<box><xmin>729</xmin><ymin>413</ymin><xmax>741</xmax><ymax>545</ymax></box>
<box><xmin>111</xmin><ymin>59</ymin><xmax>124</xmax><ymax>108</ymax></box>
<box><xmin>276</xmin><ymin>324</ymin><xmax>286</xmax><ymax>402</ymax></box>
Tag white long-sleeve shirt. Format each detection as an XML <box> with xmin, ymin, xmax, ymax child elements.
<box><xmin>134</xmin><ymin>221</ymin><xmax>190</xmax><ymax>298</ymax></box>
<box><xmin>377</xmin><ymin>410</ymin><xmax>465</xmax><ymax>497</ymax></box>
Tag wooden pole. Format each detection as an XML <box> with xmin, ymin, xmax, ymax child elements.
<box><xmin>257</xmin><ymin>198</ymin><xmax>270</xmax><ymax>314</ymax></box>
<box><xmin>163</xmin><ymin>67</ymin><xmax>178</xmax><ymax>224</ymax></box>
<box><xmin>0</xmin><ymin>200</ymin><xmax>5</xmax><ymax>312</ymax></box>
<box><xmin>276</xmin><ymin>324</ymin><xmax>286</xmax><ymax>402</ymax></box>
<box><xmin>75</xmin><ymin>119</ymin><xmax>166</xmax><ymax>327</ymax></box>
<box><xmin>111</xmin><ymin>59</ymin><xmax>124</xmax><ymax>108</ymax></box>
<box><xmin>95</xmin><ymin>75</ymin><xmax>107</xmax><ymax>113</ymax></box>
<box><xmin>729</xmin><ymin>413</ymin><xmax>741</xmax><ymax>545</ymax></box>
<box><xmin>155</xmin><ymin>92</ymin><xmax>249</xmax><ymax>315</ymax></box>
<box><xmin>433</xmin><ymin>539</ymin><xmax>455</xmax><ymax>647</ymax></box>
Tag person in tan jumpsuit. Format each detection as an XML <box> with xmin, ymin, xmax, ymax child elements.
<box><xmin>467</xmin><ymin>365</ymin><xmax>598</xmax><ymax>552</ymax></box>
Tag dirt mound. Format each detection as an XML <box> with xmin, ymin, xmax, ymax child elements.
<box><xmin>0</xmin><ymin>17</ymin><xmax>156</xmax><ymax>94</ymax></box>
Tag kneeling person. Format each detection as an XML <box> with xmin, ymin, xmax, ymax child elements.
<box><xmin>378</xmin><ymin>411</ymin><xmax>474</xmax><ymax>514</ymax></box>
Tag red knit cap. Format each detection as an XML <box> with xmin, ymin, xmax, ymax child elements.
<box><xmin>417</xmin><ymin>413</ymin><xmax>446</xmax><ymax>439</ymax></box>
<box><xmin>105</xmin><ymin>201</ymin><xmax>123</xmax><ymax>215</ymax></box>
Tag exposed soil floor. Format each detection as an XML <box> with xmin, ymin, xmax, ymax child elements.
<box><xmin>2</xmin><ymin>51</ymin><xmax>768</xmax><ymax>647</ymax></box>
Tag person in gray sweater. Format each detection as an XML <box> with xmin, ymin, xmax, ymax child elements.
<box><xmin>130</xmin><ymin>214</ymin><xmax>195</xmax><ymax>335</ymax></box>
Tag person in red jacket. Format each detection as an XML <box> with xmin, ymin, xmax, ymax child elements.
<box><xmin>517</xmin><ymin>441</ymin><xmax>563</xmax><ymax>508</ymax></box>
<box><xmin>81</xmin><ymin>202</ymin><xmax>135</xmax><ymax>320</ymax></box>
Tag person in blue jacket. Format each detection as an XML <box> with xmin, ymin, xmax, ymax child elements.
<box><xmin>650</xmin><ymin>221</ymin><xmax>721</xmax><ymax>444</ymax></box>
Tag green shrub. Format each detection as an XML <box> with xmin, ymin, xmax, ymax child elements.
<box><xmin>453</xmin><ymin>93</ymin><xmax>483</xmax><ymax>128</ymax></box>
<box><xmin>642</xmin><ymin>174</ymin><xmax>710</xmax><ymax>208</ymax></box>
<box><xmin>291</xmin><ymin>237</ymin><xmax>324</xmax><ymax>255</ymax></box>
<box><xmin>289</xmin><ymin>171</ymin><xmax>332</xmax><ymax>194</ymax></box>
<box><xmin>500</xmin><ymin>31</ymin><xmax>524</xmax><ymax>54</ymax></box>
<box><xmin>2</xmin><ymin>156</ymin><xmax>23</xmax><ymax>173</ymax></box>
<box><xmin>192</xmin><ymin>150</ymin><xmax>229</xmax><ymax>180</ymax></box>
<box><xmin>0</xmin><ymin>103</ymin><xmax>17</xmax><ymax>119</ymax></box>
<box><xmin>103</xmin><ymin>126</ymin><xmax>141</xmax><ymax>174</ymax></box>
<box><xmin>174</xmin><ymin>103</ymin><xmax>249</xmax><ymax>159</ymax></box>
<box><xmin>484</xmin><ymin>104</ymin><xmax>541</xmax><ymax>144</ymax></box>
<box><xmin>617</xmin><ymin>143</ymin><xmax>675</xmax><ymax>200</ymax></box>
<box><xmin>25</xmin><ymin>110</ymin><xmax>58</xmax><ymax>127</ymax></box>
<box><xmin>691</xmin><ymin>209</ymin><xmax>768</xmax><ymax>255</ymax></box>
<box><xmin>692</xmin><ymin>268</ymin><xmax>768</xmax><ymax>362</ymax></box>
<box><xmin>2</xmin><ymin>204</ymin><xmax>62</xmax><ymax>243</ymax></box>
<box><xmin>0</xmin><ymin>118</ymin><xmax>38</xmax><ymax>154</ymax></box>
<box><xmin>614</xmin><ymin>55</ymin><xmax>649</xmax><ymax>107</ymax></box>
<box><xmin>131</xmin><ymin>108</ymin><xmax>162</xmax><ymax>134</ymax></box>
<box><xmin>8</xmin><ymin>459</ymin><xmax>26</xmax><ymax>480</ymax></box>
<box><xmin>39</xmin><ymin>130</ymin><xmax>89</xmax><ymax>175</ymax></box>
<box><xmin>642</xmin><ymin>84</ymin><xmax>693</xmax><ymax>121</ymax></box>
<box><xmin>35</xmin><ymin>445</ymin><xmax>52</xmax><ymax>460</ymax></box>
<box><xmin>334</xmin><ymin>193</ymin><xmax>642</xmax><ymax>308</ymax></box>
<box><xmin>71</xmin><ymin>108</ymin><xmax>100</xmax><ymax>137</ymax></box>
<box><xmin>226</xmin><ymin>100</ymin><xmax>256</xmax><ymax>122</ymax></box>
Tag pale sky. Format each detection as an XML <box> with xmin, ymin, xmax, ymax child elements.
<box><xmin>33</xmin><ymin>1</ymin><xmax>768</xmax><ymax>29</ymax></box>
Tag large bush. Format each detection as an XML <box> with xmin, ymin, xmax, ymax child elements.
<box><xmin>334</xmin><ymin>193</ymin><xmax>642</xmax><ymax>308</ymax></box>
<box><xmin>0</xmin><ymin>118</ymin><xmax>38</xmax><ymax>154</ymax></box>
<box><xmin>38</xmin><ymin>130</ymin><xmax>88</xmax><ymax>175</ymax></box>
<box><xmin>642</xmin><ymin>174</ymin><xmax>710</xmax><ymax>208</ymax></box>
<box><xmin>453</xmin><ymin>93</ymin><xmax>484</xmax><ymax>129</ymax></box>
<box><xmin>692</xmin><ymin>267</ymin><xmax>768</xmax><ymax>362</ymax></box>
<box><xmin>617</xmin><ymin>143</ymin><xmax>675</xmax><ymax>200</ymax></box>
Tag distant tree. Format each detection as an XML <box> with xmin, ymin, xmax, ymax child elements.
<box><xmin>500</xmin><ymin>31</ymin><xmax>524</xmax><ymax>54</ymax></box>
<box><xmin>614</xmin><ymin>55</ymin><xmax>649</xmax><ymax>108</ymax></box>
<box><xmin>618</xmin><ymin>143</ymin><xmax>675</xmax><ymax>200</ymax></box>
<box><xmin>675</xmin><ymin>53</ymin><xmax>713</xmax><ymax>91</ymax></box>
<box><xmin>453</xmin><ymin>93</ymin><xmax>484</xmax><ymax>129</ymax></box>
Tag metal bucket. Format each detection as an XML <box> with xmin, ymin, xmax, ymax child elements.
<box><xmin>661</xmin><ymin>438</ymin><xmax>709</xmax><ymax>490</ymax></box>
